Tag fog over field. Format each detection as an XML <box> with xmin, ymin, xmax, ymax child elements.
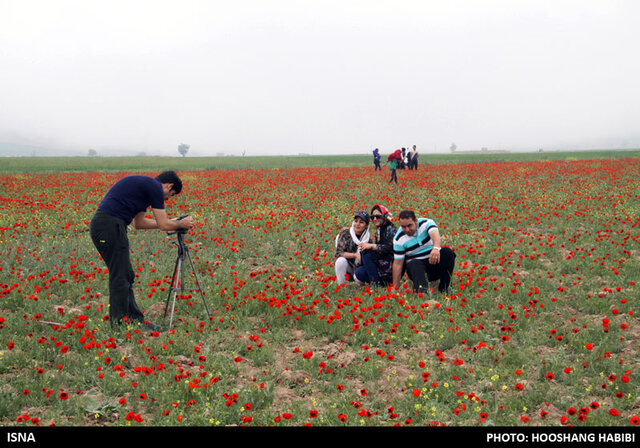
<box><xmin>1</xmin><ymin>0</ymin><xmax>639</xmax><ymax>156</ymax></box>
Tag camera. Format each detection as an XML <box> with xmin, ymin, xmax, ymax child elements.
<box><xmin>169</xmin><ymin>215</ymin><xmax>190</xmax><ymax>235</ymax></box>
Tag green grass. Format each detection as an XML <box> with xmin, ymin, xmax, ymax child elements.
<box><xmin>0</xmin><ymin>149</ymin><xmax>638</xmax><ymax>173</ymax></box>
<box><xmin>0</xmin><ymin>155</ymin><xmax>638</xmax><ymax>428</ymax></box>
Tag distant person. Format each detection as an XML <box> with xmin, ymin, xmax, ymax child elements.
<box><xmin>334</xmin><ymin>210</ymin><xmax>370</xmax><ymax>285</ymax></box>
<box><xmin>392</xmin><ymin>209</ymin><xmax>456</xmax><ymax>294</ymax></box>
<box><xmin>354</xmin><ymin>204</ymin><xmax>397</xmax><ymax>287</ymax></box>
<box><xmin>372</xmin><ymin>148</ymin><xmax>382</xmax><ymax>171</ymax></box>
<box><xmin>90</xmin><ymin>171</ymin><xmax>194</xmax><ymax>330</ymax></box>
<box><xmin>411</xmin><ymin>145</ymin><xmax>419</xmax><ymax>170</ymax></box>
<box><xmin>399</xmin><ymin>147</ymin><xmax>406</xmax><ymax>170</ymax></box>
<box><xmin>387</xmin><ymin>150</ymin><xmax>401</xmax><ymax>184</ymax></box>
<box><xmin>408</xmin><ymin>145</ymin><xmax>417</xmax><ymax>170</ymax></box>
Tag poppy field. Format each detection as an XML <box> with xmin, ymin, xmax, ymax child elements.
<box><xmin>0</xmin><ymin>156</ymin><xmax>638</xmax><ymax>427</ymax></box>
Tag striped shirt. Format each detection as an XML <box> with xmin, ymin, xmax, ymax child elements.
<box><xmin>393</xmin><ymin>218</ymin><xmax>438</xmax><ymax>261</ymax></box>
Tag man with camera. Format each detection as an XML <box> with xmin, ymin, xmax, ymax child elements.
<box><xmin>90</xmin><ymin>171</ymin><xmax>193</xmax><ymax>330</ymax></box>
<box><xmin>392</xmin><ymin>209</ymin><xmax>456</xmax><ymax>294</ymax></box>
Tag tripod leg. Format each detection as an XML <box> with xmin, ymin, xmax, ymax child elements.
<box><xmin>186</xmin><ymin>249</ymin><xmax>211</xmax><ymax>319</ymax></box>
<box><xmin>168</xmin><ymin>257</ymin><xmax>183</xmax><ymax>329</ymax></box>
<box><xmin>164</xmin><ymin>254</ymin><xmax>181</xmax><ymax>318</ymax></box>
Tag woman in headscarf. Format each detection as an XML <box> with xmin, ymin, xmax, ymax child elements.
<box><xmin>387</xmin><ymin>150</ymin><xmax>401</xmax><ymax>184</ymax></box>
<box><xmin>355</xmin><ymin>204</ymin><xmax>397</xmax><ymax>287</ymax></box>
<box><xmin>334</xmin><ymin>210</ymin><xmax>370</xmax><ymax>285</ymax></box>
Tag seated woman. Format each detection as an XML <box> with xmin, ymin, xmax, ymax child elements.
<box><xmin>334</xmin><ymin>210</ymin><xmax>370</xmax><ymax>285</ymax></box>
<box><xmin>354</xmin><ymin>204</ymin><xmax>397</xmax><ymax>287</ymax></box>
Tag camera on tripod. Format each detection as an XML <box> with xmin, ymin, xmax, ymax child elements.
<box><xmin>164</xmin><ymin>214</ymin><xmax>210</xmax><ymax>328</ymax></box>
<box><xmin>169</xmin><ymin>214</ymin><xmax>190</xmax><ymax>235</ymax></box>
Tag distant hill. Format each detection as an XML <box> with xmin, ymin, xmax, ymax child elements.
<box><xmin>0</xmin><ymin>141</ymin><xmax>81</xmax><ymax>157</ymax></box>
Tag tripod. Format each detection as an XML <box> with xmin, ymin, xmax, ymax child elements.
<box><xmin>163</xmin><ymin>230</ymin><xmax>211</xmax><ymax>329</ymax></box>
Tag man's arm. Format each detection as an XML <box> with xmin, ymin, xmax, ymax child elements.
<box><xmin>133</xmin><ymin>209</ymin><xmax>193</xmax><ymax>231</ymax></box>
<box><xmin>392</xmin><ymin>259</ymin><xmax>404</xmax><ymax>288</ymax></box>
<box><xmin>429</xmin><ymin>228</ymin><xmax>442</xmax><ymax>265</ymax></box>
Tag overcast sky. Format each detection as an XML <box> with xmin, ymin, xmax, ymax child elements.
<box><xmin>1</xmin><ymin>0</ymin><xmax>638</xmax><ymax>156</ymax></box>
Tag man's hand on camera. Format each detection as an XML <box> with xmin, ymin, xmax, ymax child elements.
<box><xmin>175</xmin><ymin>215</ymin><xmax>194</xmax><ymax>230</ymax></box>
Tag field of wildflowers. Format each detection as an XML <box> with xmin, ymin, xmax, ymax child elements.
<box><xmin>0</xmin><ymin>157</ymin><xmax>638</xmax><ymax>427</ymax></box>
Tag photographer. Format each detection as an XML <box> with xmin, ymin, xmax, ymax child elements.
<box><xmin>90</xmin><ymin>171</ymin><xmax>193</xmax><ymax>330</ymax></box>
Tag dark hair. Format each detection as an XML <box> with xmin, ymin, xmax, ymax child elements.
<box><xmin>156</xmin><ymin>171</ymin><xmax>183</xmax><ymax>194</ymax></box>
<box><xmin>398</xmin><ymin>209</ymin><xmax>416</xmax><ymax>221</ymax></box>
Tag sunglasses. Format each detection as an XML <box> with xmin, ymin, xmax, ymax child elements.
<box><xmin>371</xmin><ymin>215</ymin><xmax>384</xmax><ymax>220</ymax></box>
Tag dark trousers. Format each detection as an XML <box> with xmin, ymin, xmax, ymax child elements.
<box><xmin>355</xmin><ymin>250</ymin><xmax>384</xmax><ymax>286</ymax></box>
<box><xmin>90</xmin><ymin>211</ymin><xmax>145</xmax><ymax>325</ymax></box>
<box><xmin>389</xmin><ymin>169</ymin><xmax>398</xmax><ymax>184</ymax></box>
<box><xmin>405</xmin><ymin>247</ymin><xmax>456</xmax><ymax>293</ymax></box>
<box><xmin>374</xmin><ymin>160</ymin><xmax>381</xmax><ymax>170</ymax></box>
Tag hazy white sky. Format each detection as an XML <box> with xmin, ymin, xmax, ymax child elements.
<box><xmin>1</xmin><ymin>0</ymin><xmax>638</xmax><ymax>156</ymax></box>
